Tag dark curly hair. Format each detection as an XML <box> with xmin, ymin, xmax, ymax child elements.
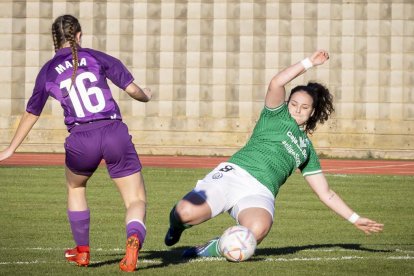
<box><xmin>288</xmin><ymin>82</ymin><xmax>334</xmax><ymax>134</ymax></box>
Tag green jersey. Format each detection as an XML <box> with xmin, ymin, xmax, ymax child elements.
<box><xmin>228</xmin><ymin>103</ymin><xmax>322</xmax><ymax>197</ymax></box>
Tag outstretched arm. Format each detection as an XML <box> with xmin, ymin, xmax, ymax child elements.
<box><xmin>0</xmin><ymin>111</ymin><xmax>39</xmax><ymax>161</ymax></box>
<box><xmin>265</xmin><ymin>50</ymin><xmax>330</xmax><ymax>109</ymax></box>
<box><xmin>125</xmin><ymin>82</ymin><xmax>152</xmax><ymax>102</ymax></box>
<box><xmin>305</xmin><ymin>173</ymin><xmax>384</xmax><ymax>235</ymax></box>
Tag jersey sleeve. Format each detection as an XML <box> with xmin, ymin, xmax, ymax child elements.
<box><xmin>26</xmin><ymin>63</ymin><xmax>50</xmax><ymax>116</ymax></box>
<box><xmin>299</xmin><ymin>142</ymin><xmax>322</xmax><ymax>176</ymax></box>
<box><xmin>262</xmin><ymin>102</ymin><xmax>293</xmax><ymax>121</ymax></box>
<box><xmin>88</xmin><ymin>49</ymin><xmax>134</xmax><ymax>90</ymax></box>
<box><xmin>264</xmin><ymin>102</ymin><xmax>287</xmax><ymax>115</ymax></box>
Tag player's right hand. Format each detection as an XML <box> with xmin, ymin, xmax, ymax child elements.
<box><xmin>354</xmin><ymin>217</ymin><xmax>384</xmax><ymax>235</ymax></box>
<box><xmin>0</xmin><ymin>148</ymin><xmax>13</xmax><ymax>162</ymax></box>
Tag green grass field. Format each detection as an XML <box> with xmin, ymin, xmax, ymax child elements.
<box><xmin>0</xmin><ymin>166</ymin><xmax>413</xmax><ymax>275</ymax></box>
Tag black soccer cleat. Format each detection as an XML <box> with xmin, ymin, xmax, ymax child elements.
<box><xmin>164</xmin><ymin>226</ymin><xmax>184</xmax><ymax>246</ymax></box>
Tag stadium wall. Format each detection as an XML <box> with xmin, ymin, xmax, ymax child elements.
<box><xmin>0</xmin><ymin>0</ymin><xmax>413</xmax><ymax>159</ymax></box>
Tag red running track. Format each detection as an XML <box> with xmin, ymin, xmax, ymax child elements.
<box><xmin>1</xmin><ymin>153</ymin><xmax>413</xmax><ymax>176</ymax></box>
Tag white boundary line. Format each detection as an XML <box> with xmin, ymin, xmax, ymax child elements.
<box><xmin>324</xmin><ymin>163</ymin><xmax>414</xmax><ymax>172</ymax></box>
<box><xmin>0</xmin><ymin>260</ymin><xmax>46</xmax><ymax>265</ymax></box>
<box><xmin>0</xmin><ymin>247</ymin><xmax>412</xmax><ymax>265</ymax></box>
<box><xmin>3</xmin><ymin>255</ymin><xmax>413</xmax><ymax>266</ymax></box>
<box><xmin>1</xmin><ymin>247</ymin><xmax>413</xmax><ymax>253</ymax></box>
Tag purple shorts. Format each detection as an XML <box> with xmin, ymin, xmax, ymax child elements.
<box><xmin>64</xmin><ymin>120</ymin><xmax>142</xmax><ymax>178</ymax></box>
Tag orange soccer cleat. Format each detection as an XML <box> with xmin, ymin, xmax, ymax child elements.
<box><xmin>65</xmin><ymin>246</ymin><xmax>90</xmax><ymax>267</ymax></box>
<box><xmin>119</xmin><ymin>235</ymin><xmax>140</xmax><ymax>272</ymax></box>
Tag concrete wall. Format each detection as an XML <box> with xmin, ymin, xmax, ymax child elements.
<box><xmin>0</xmin><ymin>0</ymin><xmax>413</xmax><ymax>159</ymax></box>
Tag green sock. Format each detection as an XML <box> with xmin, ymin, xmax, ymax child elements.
<box><xmin>198</xmin><ymin>237</ymin><xmax>221</xmax><ymax>257</ymax></box>
<box><xmin>169</xmin><ymin>206</ymin><xmax>192</xmax><ymax>230</ymax></box>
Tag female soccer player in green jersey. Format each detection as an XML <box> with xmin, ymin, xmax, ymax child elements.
<box><xmin>164</xmin><ymin>50</ymin><xmax>384</xmax><ymax>259</ymax></box>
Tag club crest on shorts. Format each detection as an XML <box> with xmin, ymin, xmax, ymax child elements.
<box><xmin>212</xmin><ymin>172</ymin><xmax>223</xmax><ymax>179</ymax></box>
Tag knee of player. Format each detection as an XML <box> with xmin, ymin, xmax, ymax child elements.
<box><xmin>175</xmin><ymin>201</ymin><xmax>197</xmax><ymax>223</ymax></box>
<box><xmin>124</xmin><ymin>197</ymin><xmax>147</xmax><ymax>210</ymax></box>
<box><xmin>243</xmin><ymin>222</ymin><xmax>272</xmax><ymax>244</ymax></box>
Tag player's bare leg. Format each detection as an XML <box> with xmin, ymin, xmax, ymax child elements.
<box><xmin>176</xmin><ymin>192</ymin><xmax>212</xmax><ymax>225</ymax></box>
<box><xmin>237</xmin><ymin>207</ymin><xmax>273</xmax><ymax>244</ymax></box>
<box><xmin>65</xmin><ymin>167</ymin><xmax>91</xmax><ymax>266</ymax></box>
<box><xmin>165</xmin><ymin>192</ymin><xmax>212</xmax><ymax>246</ymax></box>
<box><xmin>66</xmin><ymin>167</ymin><xmax>89</xmax><ymax>210</ymax></box>
<box><xmin>114</xmin><ymin>172</ymin><xmax>147</xmax><ymax>223</ymax></box>
<box><xmin>182</xmin><ymin>207</ymin><xmax>272</xmax><ymax>259</ymax></box>
<box><xmin>114</xmin><ymin>172</ymin><xmax>147</xmax><ymax>272</ymax></box>
<box><xmin>164</xmin><ymin>192</ymin><xmax>223</xmax><ymax>258</ymax></box>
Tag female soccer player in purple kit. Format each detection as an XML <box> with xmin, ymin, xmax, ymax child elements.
<box><xmin>0</xmin><ymin>15</ymin><xmax>150</xmax><ymax>272</ymax></box>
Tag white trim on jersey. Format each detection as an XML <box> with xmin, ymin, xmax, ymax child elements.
<box><xmin>302</xmin><ymin>169</ymin><xmax>323</xmax><ymax>177</ymax></box>
<box><xmin>264</xmin><ymin>103</ymin><xmax>285</xmax><ymax>112</ymax></box>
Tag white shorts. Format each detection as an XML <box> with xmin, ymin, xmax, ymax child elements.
<box><xmin>192</xmin><ymin>162</ymin><xmax>275</xmax><ymax>222</ymax></box>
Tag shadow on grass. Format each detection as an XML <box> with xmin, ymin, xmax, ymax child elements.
<box><xmin>87</xmin><ymin>247</ymin><xmax>190</xmax><ymax>269</ymax></box>
<box><xmin>88</xmin><ymin>257</ymin><xmax>121</xmax><ymax>268</ymax></box>
<box><xmin>254</xmin><ymin>243</ymin><xmax>392</xmax><ymax>257</ymax></box>
<box><xmin>88</xmin><ymin>243</ymin><xmax>392</xmax><ymax>269</ymax></box>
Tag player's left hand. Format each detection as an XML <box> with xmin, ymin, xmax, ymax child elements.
<box><xmin>310</xmin><ymin>50</ymin><xmax>329</xmax><ymax>66</ymax></box>
<box><xmin>142</xmin><ymin>88</ymin><xmax>153</xmax><ymax>101</ymax></box>
<box><xmin>353</xmin><ymin>217</ymin><xmax>384</xmax><ymax>234</ymax></box>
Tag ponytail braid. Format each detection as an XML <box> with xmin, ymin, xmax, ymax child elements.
<box><xmin>51</xmin><ymin>26</ymin><xmax>60</xmax><ymax>52</ymax></box>
<box><xmin>67</xmin><ymin>22</ymin><xmax>79</xmax><ymax>87</ymax></box>
<box><xmin>51</xmin><ymin>15</ymin><xmax>82</xmax><ymax>87</ymax></box>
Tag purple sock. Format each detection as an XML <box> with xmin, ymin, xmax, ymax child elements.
<box><xmin>67</xmin><ymin>209</ymin><xmax>90</xmax><ymax>247</ymax></box>
<box><xmin>126</xmin><ymin>220</ymin><xmax>146</xmax><ymax>249</ymax></box>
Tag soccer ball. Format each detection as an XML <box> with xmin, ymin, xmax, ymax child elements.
<box><xmin>218</xmin><ymin>225</ymin><xmax>257</xmax><ymax>262</ymax></box>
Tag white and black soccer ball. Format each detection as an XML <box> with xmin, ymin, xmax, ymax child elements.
<box><xmin>218</xmin><ymin>225</ymin><xmax>257</xmax><ymax>262</ymax></box>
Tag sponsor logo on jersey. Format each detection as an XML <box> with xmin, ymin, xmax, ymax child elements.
<box><xmin>286</xmin><ymin>131</ymin><xmax>308</xmax><ymax>159</ymax></box>
<box><xmin>283</xmin><ymin>131</ymin><xmax>309</xmax><ymax>167</ymax></box>
<box><xmin>212</xmin><ymin>172</ymin><xmax>223</xmax><ymax>179</ymax></box>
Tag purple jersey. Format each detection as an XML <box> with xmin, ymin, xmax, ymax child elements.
<box><xmin>26</xmin><ymin>47</ymin><xmax>134</xmax><ymax>130</ymax></box>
